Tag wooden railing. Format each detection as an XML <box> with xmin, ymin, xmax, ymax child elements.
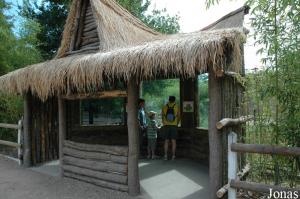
<box><xmin>0</xmin><ymin>120</ymin><xmax>23</xmax><ymax>165</ymax></box>
<box><xmin>216</xmin><ymin>116</ymin><xmax>300</xmax><ymax>199</ymax></box>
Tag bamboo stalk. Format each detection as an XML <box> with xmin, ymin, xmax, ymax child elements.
<box><xmin>0</xmin><ymin>140</ymin><xmax>21</xmax><ymax>148</ymax></box>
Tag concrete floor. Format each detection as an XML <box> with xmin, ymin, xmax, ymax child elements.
<box><xmin>12</xmin><ymin>157</ymin><xmax>209</xmax><ymax>199</ymax></box>
<box><xmin>139</xmin><ymin>159</ymin><xmax>209</xmax><ymax>199</ymax></box>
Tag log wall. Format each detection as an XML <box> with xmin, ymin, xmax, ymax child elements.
<box><xmin>30</xmin><ymin>96</ymin><xmax>59</xmax><ymax>165</ymax></box>
<box><xmin>63</xmin><ymin>140</ymin><xmax>128</xmax><ymax>192</ymax></box>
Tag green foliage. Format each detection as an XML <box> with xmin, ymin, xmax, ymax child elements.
<box><xmin>20</xmin><ymin>0</ymin><xmax>70</xmax><ymax>60</ymax></box>
<box><xmin>116</xmin><ymin>0</ymin><xmax>180</xmax><ymax>34</ymax></box>
<box><xmin>198</xmin><ymin>74</ymin><xmax>209</xmax><ymax>128</ymax></box>
<box><xmin>0</xmin><ymin>1</ymin><xmax>41</xmax><ymax>142</ymax></box>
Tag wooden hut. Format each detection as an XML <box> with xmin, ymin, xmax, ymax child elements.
<box><xmin>0</xmin><ymin>0</ymin><xmax>249</xmax><ymax>198</ymax></box>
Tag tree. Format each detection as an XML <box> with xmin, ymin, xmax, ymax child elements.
<box><xmin>20</xmin><ymin>0</ymin><xmax>180</xmax><ymax>60</ymax></box>
<box><xmin>20</xmin><ymin>0</ymin><xmax>70</xmax><ymax>60</ymax></box>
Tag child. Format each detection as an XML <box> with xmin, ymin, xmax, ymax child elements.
<box><xmin>147</xmin><ymin>111</ymin><xmax>159</xmax><ymax>159</ymax></box>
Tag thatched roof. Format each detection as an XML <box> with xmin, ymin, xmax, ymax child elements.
<box><xmin>0</xmin><ymin>0</ymin><xmax>248</xmax><ymax>101</ymax></box>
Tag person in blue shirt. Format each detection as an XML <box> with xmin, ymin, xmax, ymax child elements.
<box><xmin>138</xmin><ymin>98</ymin><xmax>147</xmax><ymax>157</ymax></box>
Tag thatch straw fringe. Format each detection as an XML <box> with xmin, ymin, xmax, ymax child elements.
<box><xmin>0</xmin><ymin>28</ymin><xmax>245</xmax><ymax>101</ymax></box>
<box><xmin>56</xmin><ymin>0</ymin><xmax>161</xmax><ymax>58</ymax></box>
<box><xmin>56</xmin><ymin>0</ymin><xmax>81</xmax><ymax>58</ymax></box>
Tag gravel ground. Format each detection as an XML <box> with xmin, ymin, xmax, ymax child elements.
<box><xmin>0</xmin><ymin>156</ymin><xmax>138</xmax><ymax>199</ymax></box>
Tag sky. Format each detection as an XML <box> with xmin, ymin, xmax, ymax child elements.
<box><xmin>149</xmin><ymin>0</ymin><xmax>261</xmax><ymax>71</ymax></box>
<box><xmin>6</xmin><ymin>0</ymin><xmax>261</xmax><ymax>71</ymax></box>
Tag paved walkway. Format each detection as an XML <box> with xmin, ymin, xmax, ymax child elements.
<box><xmin>0</xmin><ymin>156</ymin><xmax>209</xmax><ymax>199</ymax></box>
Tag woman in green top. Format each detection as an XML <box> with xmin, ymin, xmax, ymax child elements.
<box><xmin>147</xmin><ymin>111</ymin><xmax>160</xmax><ymax>159</ymax></box>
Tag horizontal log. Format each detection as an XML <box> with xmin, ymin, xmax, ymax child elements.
<box><xmin>63</xmin><ymin>164</ymin><xmax>127</xmax><ymax>184</ymax></box>
<box><xmin>230</xmin><ymin>180</ymin><xmax>299</xmax><ymax>193</ymax></box>
<box><xmin>0</xmin><ymin>140</ymin><xmax>21</xmax><ymax>148</ymax></box>
<box><xmin>84</xmin><ymin>18</ymin><xmax>95</xmax><ymax>25</ymax></box>
<box><xmin>62</xmin><ymin>90</ymin><xmax>127</xmax><ymax>100</ymax></box>
<box><xmin>217</xmin><ymin>163</ymin><xmax>251</xmax><ymax>198</ymax></box>
<box><xmin>65</xmin><ymin>46</ymin><xmax>99</xmax><ymax>56</ymax></box>
<box><xmin>64</xmin><ymin>155</ymin><xmax>127</xmax><ymax>174</ymax></box>
<box><xmin>63</xmin><ymin>147</ymin><xmax>127</xmax><ymax>164</ymax></box>
<box><xmin>231</xmin><ymin>143</ymin><xmax>300</xmax><ymax>156</ymax></box>
<box><xmin>82</xmin><ymin>29</ymin><xmax>98</xmax><ymax>38</ymax></box>
<box><xmin>83</xmin><ymin>23</ymin><xmax>97</xmax><ymax>32</ymax></box>
<box><xmin>0</xmin><ymin>123</ymin><xmax>19</xmax><ymax>129</ymax></box>
<box><xmin>81</xmin><ymin>38</ymin><xmax>99</xmax><ymax>46</ymax></box>
<box><xmin>84</xmin><ymin>15</ymin><xmax>94</xmax><ymax>21</ymax></box>
<box><xmin>80</xmin><ymin>42</ymin><xmax>99</xmax><ymax>49</ymax></box>
<box><xmin>65</xmin><ymin>140</ymin><xmax>128</xmax><ymax>156</ymax></box>
<box><xmin>65</xmin><ymin>172</ymin><xmax>128</xmax><ymax>192</ymax></box>
<box><xmin>216</xmin><ymin>115</ymin><xmax>253</xmax><ymax>129</ymax></box>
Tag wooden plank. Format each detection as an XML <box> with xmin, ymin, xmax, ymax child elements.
<box><xmin>231</xmin><ymin>143</ymin><xmax>300</xmax><ymax>156</ymax></box>
<box><xmin>0</xmin><ymin>123</ymin><xmax>18</xmax><ymax>129</ymax></box>
<box><xmin>127</xmin><ymin>78</ymin><xmax>140</xmax><ymax>196</ymax></box>
<box><xmin>63</xmin><ymin>164</ymin><xmax>127</xmax><ymax>184</ymax></box>
<box><xmin>83</xmin><ymin>24</ymin><xmax>97</xmax><ymax>33</ymax></box>
<box><xmin>0</xmin><ymin>140</ymin><xmax>21</xmax><ymax>148</ymax></box>
<box><xmin>63</xmin><ymin>90</ymin><xmax>127</xmax><ymax>100</ymax></box>
<box><xmin>82</xmin><ymin>29</ymin><xmax>98</xmax><ymax>38</ymax></box>
<box><xmin>216</xmin><ymin>115</ymin><xmax>253</xmax><ymax>130</ymax></box>
<box><xmin>208</xmin><ymin>70</ymin><xmax>223</xmax><ymax>199</ymax></box>
<box><xmin>58</xmin><ymin>97</ymin><xmax>66</xmax><ymax>177</ymax></box>
<box><xmin>227</xmin><ymin>132</ymin><xmax>237</xmax><ymax>199</ymax></box>
<box><xmin>64</xmin><ymin>140</ymin><xmax>128</xmax><ymax>156</ymax></box>
<box><xmin>230</xmin><ymin>180</ymin><xmax>299</xmax><ymax>193</ymax></box>
<box><xmin>63</xmin><ymin>147</ymin><xmax>127</xmax><ymax>164</ymax></box>
<box><xmin>80</xmin><ymin>42</ymin><xmax>99</xmax><ymax>49</ymax></box>
<box><xmin>64</xmin><ymin>155</ymin><xmax>127</xmax><ymax>174</ymax></box>
<box><xmin>81</xmin><ymin>37</ymin><xmax>99</xmax><ymax>46</ymax></box>
<box><xmin>64</xmin><ymin>172</ymin><xmax>128</xmax><ymax>192</ymax></box>
<box><xmin>23</xmin><ymin>92</ymin><xmax>31</xmax><ymax>167</ymax></box>
<box><xmin>75</xmin><ymin>0</ymin><xmax>88</xmax><ymax>50</ymax></box>
<box><xmin>17</xmin><ymin>119</ymin><xmax>23</xmax><ymax>165</ymax></box>
<box><xmin>69</xmin><ymin>0</ymin><xmax>82</xmax><ymax>51</ymax></box>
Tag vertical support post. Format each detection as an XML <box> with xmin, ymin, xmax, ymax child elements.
<box><xmin>127</xmin><ymin>78</ymin><xmax>140</xmax><ymax>196</ymax></box>
<box><xmin>17</xmin><ymin>119</ymin><xmax>23</xmax><ymax>165</ymax></box>
<box><xmin>208</xmin><ymin>71</ymin><xmax>223</xmax><ymax>199</ymax></box>
<box><xmin>228</xmin><ymin>132</ymin><xmax>237</xmax><ymax>199</ymax></box>
<box><xmin>23</xmin><ymin>92</ymin><xmax>31</xmax><ymax>167</ymax></box>
<box><xmin>58</xmin><ymin>97</ymin><xmax>66</xmax><ymax>177</ymax></box>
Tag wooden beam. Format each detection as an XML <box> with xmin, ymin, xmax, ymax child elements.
<box><xmin>58</xmin><ymin>97</ymin><xmax>66</xmax><ymax>177</ymax></box>
<box><xmin>127</xmin><ymin>77</ymin><xmax>140</xmax><ymax>196</ymax></box>
<box><xmin>208</xmin><ymin>70</ymin><xmax>223</xmax><ymax>199</ymax></box>
<box><xmin>62</xmin><ymin>90</ymin><xmax>127</xmax><ymax>100</ymax></box>
<box><xmin>0</xmin><ymin>140</ymin><xmax>21</xmax><ymax>148</ymax></box>
<box><xmin>216</xmin><ymin>115</ymin><xmax>253</xmax><ymax>130</ymax></box>
<box><xmin>23</xmin><ymin>92</ymin><xmax>31</xmax><ymax>167</ymax></box>
<box><xmin>63</xmin><ymin>164</ymin><xmax>128</xmax><ymax>184</ymax></box>
<box><xmin>64</xmin><ymin>155</ymin><xmax>127</xmax><ymax>174</ymax></box>
<box><xmin>64</xmin><ymin>140</ymin><xmax>128</xmax><ymax>158</ymax></box>
<box><xmin>230</xmin><ymin>180</ymin><xmax>299</xmax><ymax>193</ymax></box>
<box><xmin>64</xmin><ymin>172</ymin><xmax>128</xmax><ymax>192</ymax></box>
<box><xmin>217</xmin><ymin>163</ymin><xmax>251</xmax><ymax>198</ymax></box>
<box><xmin>231</xmin><ymin>143</ymin><xmax>300</xmax><ymax>156</ymax></box>
<box><xmin>0</xmin><ymin>123</ymin><xmax>19</xmax><ymax>129</ymax></box>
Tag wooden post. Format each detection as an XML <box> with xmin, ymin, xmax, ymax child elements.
<box><xmin>17</xmin><ymin>119</ymin><xmax>23</xmax><ymax>165</ymax></box>
<box><xmin>127</xmin><ymin>78</ymin><xmax>140</xmax><ymax>196</ymax></box>
<box><xmin>23</xmin><ymin>93</ymin><xmax>31</xmax><ymax>167</ymax></box>
<box><xmin>58</xmin><ymin>97</ymin><xmax>66</xmax><ymax>177</ymax></box>
<box><xmin>208</xmin><ymin>71</ymin><xmax>223</xmax><ymax>199</ymax></box>
<box><xmin>228</xmin><ymin>132</ymin><xmax>237</xmax><ymax>199</ymax></box>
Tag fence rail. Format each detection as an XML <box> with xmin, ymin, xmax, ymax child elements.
<box><xmin>216</xmin><ymin>117</ymin><xmax>300</xmax><ymax>199</ymax></box>
<box><xmin>0</xmin><ymin>119</ymin><xmax>23</xmax><ymax>165</ymax></box>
